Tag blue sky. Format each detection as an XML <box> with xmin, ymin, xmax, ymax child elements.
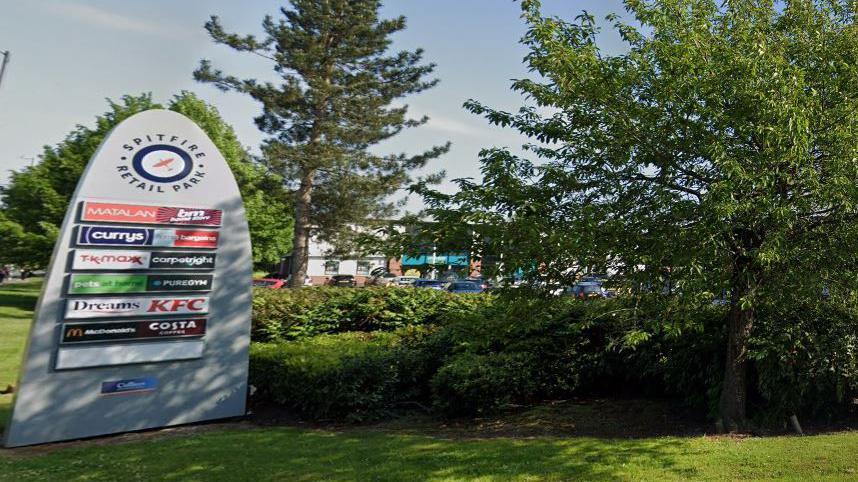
<box><xmin>0</xmin><ymin>0</ymin><xmax>628</xmax><ymax>210</ymax></box>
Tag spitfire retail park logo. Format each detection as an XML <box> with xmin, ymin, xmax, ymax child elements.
<box><xmin>117</xmin><ymin>134</ymin><xmax>208</xmax><ymax>193</ymax></box>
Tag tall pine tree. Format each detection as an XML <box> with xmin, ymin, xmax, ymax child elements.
<box><xmin>194</xmin><ymin>0</ymin><xmax>448</xmax><ymax>287</ymax></box>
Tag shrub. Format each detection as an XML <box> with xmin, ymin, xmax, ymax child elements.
<box><xmin>249</xmin><ymin>286</ymin><xmax>858</xmax><ymax>424</ymax></box>
<box><xmin>252</xmin><ymin>287</ymin><xmax>491</xmax><ymax>342</ymax></box>
<box><xmin>250</xmin><ymin>332</ymin><xmax>402</xmax><ymax>421</ymax></box>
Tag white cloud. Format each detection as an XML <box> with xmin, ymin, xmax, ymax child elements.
<box><xmin>422</xmin><ymin>112</ymin><xmax>497</xmax><ymax>137</ymax></box>
<box><xmin>44</xmin><ymin>2</ymin><xmax>182</xmax><ymax>37</ymax></box>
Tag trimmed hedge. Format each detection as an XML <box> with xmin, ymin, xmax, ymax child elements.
<box><xmin>249</xmin><ymin>289</ymin><xmax>858</xmax><ymax>424</ymax></box>
<box><xmin>252</xmin><ymin>287</ymin><xmax>490</xmax><ymax>341</ymax></box>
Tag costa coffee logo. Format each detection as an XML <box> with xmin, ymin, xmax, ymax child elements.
<box><xmin>116</xmin><ymin>134</ymin><xmax>208</xmax><ymax>193</ymax></box>
<box><xmin>81</xmin><ymin>202</ymin><xmax>222</xmax><ymax>226</ymax></box>
<box><xmin>65</xmin><ymin>296</ymin><xmax>210</xmax><ymax>319</ymax></box>
<box><xmin>61</xmin><ymin>318</ymin><xmax>207</xmax><ymax>343</ymax></box>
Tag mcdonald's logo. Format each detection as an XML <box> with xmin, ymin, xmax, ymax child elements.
<box><xmin>66</xmin><ymin>328</ymin><xmax>84</xmax><ymax>338</ymax></box>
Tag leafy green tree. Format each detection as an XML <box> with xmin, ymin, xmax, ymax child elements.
<box><xmin>416</xmin><ymin>0</ymin><xmax>858</xmax><ymax>430</ymax></box>
<box><xmin>0</xmin><ymin>92</ymin><xmax>293</xmax><ymax>268</ymax></box>
<box><xmin>194</xmin><ymin>0</ymin><xmax>448</xmax><ymax>287</ymax></box>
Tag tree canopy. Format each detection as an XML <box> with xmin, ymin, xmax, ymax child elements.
<box><xmin>0</xmin><ymin>92</ymin><xmax>294</xmax><ymax>268</ymax></box>
<box><xmin>415</xmin><ymin>0</ymin><xmax>858</xmax><ymax>429</ymax></box>
<box><xmin>195</xmin><ymin>0</ymin><xmax>448</xmax><ymax>286</ymax></box>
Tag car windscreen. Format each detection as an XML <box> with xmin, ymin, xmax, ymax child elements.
<box><xmin>452</xmin><ymin>283</ymin><xmax>480</xmax><ymax>290</ymax></box>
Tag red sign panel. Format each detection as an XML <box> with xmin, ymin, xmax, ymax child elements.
<box><xmin>172</xmin><ymin>230</ymin><xmax>219</xmax><ymax>248</ymax></box>
<box><xmin>81</xmin><ymin>202</ymin><xmax>222</xmax><ymax>226</ymax></box>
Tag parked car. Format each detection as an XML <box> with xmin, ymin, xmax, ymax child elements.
<box><xmin>328</xmin><ymin>274</ymin><xmax>357</xmax><ymax>287</ymax></box>
<box><xmin>367</xmin><ymin>272</ymin><xmax>398</xmax><ymax>287</ymax></box>
<box><xmin>568</xmin><ymin>281</ymin><xmax>606</xmax><ymax>299</ymax></box>
<box><xmin>413</xmin><ymin>279</ymin><xmax>449</xmax><ymax>290</ymax></box>
<box><xmin>447</xmin><ymin>281</ymin><xmax>484</xmax><ymax>294</ymax></box>
<box><xmin>465</xmin><ymin>277</ymin><xmax>493</xmax><ymax>290</ymax></box>
<box><xmin>252</xmin><ymin>278</ymin><xmax>286</xmax><ymax>289</ymax></box>
<box><xmin>395</xmin><ymin>276</ymin><xmax>419</xmax><ymax>286</ymax></box>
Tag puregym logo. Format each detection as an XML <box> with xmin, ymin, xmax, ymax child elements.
<box><xmin>147</xmin><ymin>274</ymin><xmax>213</xmax><ymax>292</ymax></box>
<box><xmin>72</xmin><ymin>250</ymin><xmax>215</xmax><ymax>270</ymax></box>
<box><xmin>68</xmin><ymin>274</ymin><xmax>213</xmax><ymax>294</ymax></box>
<box><xmin>65</xmin><ymin>296</ymin><xmax>209</xmax><ymax>319</ymax></box>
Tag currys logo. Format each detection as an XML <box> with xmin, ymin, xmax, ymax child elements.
<box><xmin>78</xmin><ymin>226</ymin><xmax>153</xmax><ymax>247</ymax></box>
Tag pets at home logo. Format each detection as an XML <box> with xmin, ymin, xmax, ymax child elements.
<box><xmin>116</xmin><ymin>134</ymin><xmax>208</xmax><ymax>193</ymax></box>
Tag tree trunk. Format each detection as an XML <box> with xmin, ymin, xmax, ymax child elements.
<box><xmin>288</xmin><ymin>169</ymin><xmax>315</xmax><ymax>288</ymax></box>
<box><xmin>719</xmin><ymin>271</ymin><xmax>754</xmax><ymax>431</ymax></box>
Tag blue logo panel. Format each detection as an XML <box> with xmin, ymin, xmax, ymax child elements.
<box><xmin>78</xmin><ymin>226</ymin><xmax>154</xmax><ymax>246</ymax></box>
<box><xmin>100</xmin><ymin>377</ymin><xmax>158</xmax><ymax>395</ymax></box>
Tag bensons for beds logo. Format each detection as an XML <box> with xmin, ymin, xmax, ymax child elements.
<box><xmin>116</xmin><ymin>134</ymin><xmax>208</xmax><ymax>193</ymax></box>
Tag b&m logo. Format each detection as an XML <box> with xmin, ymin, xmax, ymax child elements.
<box><xmin>78</xmin><ymin>226</ymin><xmax>153</xmax><ymax>247</ymax></box>
<box><xmin>116</xmin><ymin>133</ymin><xmax>209</xmax><ymax>193</ymax></box>
<box><xmin>81</xmin><ymin>202</ymin><xmax>222</xmax><ymax>226</ymax></box>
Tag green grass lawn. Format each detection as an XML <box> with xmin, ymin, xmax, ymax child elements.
<box><xmin>0</xmin><ymin>279</ymin><xmax>41</xmax><ymax>425</ymax></box>
<box><xmin>2</xmin><ymin>279</ymin><xmax>858</xmax><ymax>481</ymax></box>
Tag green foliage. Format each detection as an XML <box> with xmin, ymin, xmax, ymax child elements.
<box><xmin>195</xmin><ymin>0</ymin><xmax>449</xmax><ymax>285</ymax></box>
<box><xmin>249</xmin><ymin>288</ymin><xmax>858</xmax><ymax>423</ymax></box>
<box><xmin>250</xmin><ymin>332</ymin><xmax>403</xmax><ymax>421</ymax></box>
<box><xmin>414</xmin><ymin>0</ymin><xmax>858</xmax><ymax>423</ymax></box>
<box><xmin>251</xmin><ymin>286</ymin><xmax>490</xmax><ymax>341</ymax></box>
<box><xmin>0</xmin><ymin>92</ymin><xmax>293</xmax><ymax>268</ymax></box>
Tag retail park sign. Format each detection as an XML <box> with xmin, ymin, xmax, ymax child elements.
<box><xmin>3</xmin><ymin>110</ymin><xmax>252</xmax><ymax>447</ymax></box>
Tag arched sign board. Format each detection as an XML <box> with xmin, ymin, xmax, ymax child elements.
<box><xmin>3</xmin><ymin>110</ymin><xmax>252</xmax><ymax>447</ymax></box>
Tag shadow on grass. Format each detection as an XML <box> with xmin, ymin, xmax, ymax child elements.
<box><xmin>0</xmin><ymin>426</ymin><xmax>702</xmax><ymax>481</ymax></box>
<box><xmin>0</xmin><ymin>293</ymin><xmax>37</xmax><ymax>315</ymax></box>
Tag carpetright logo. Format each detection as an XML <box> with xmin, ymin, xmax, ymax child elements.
<box><xmin>64</xmin><ymin>296</ymin><xmax>209</xmax><ymax>319</ymax></box>
<box><xmin>71</xmin><ymin>250</ymin><xmax>215</xmax><ymax>270</ymax></box>
<box><xmin>149</xmin><ymin>252</ymin><xmax>216</xmax><ymax>269</ymax></box>
<box><xmin>115</xmin><ymin>134</ymin><xmax>209</xmax><ymax>193</ymax></box>
<box><xmin>147</xmin><ymin>274</ymin><xmax>213</xmax><ymax>292</ymax></box>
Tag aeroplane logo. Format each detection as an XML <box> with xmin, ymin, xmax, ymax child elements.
<box><xmin>152</xmin><ymin>157</ymin><xmax>176</xmax><ymax>171</ymax></box>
